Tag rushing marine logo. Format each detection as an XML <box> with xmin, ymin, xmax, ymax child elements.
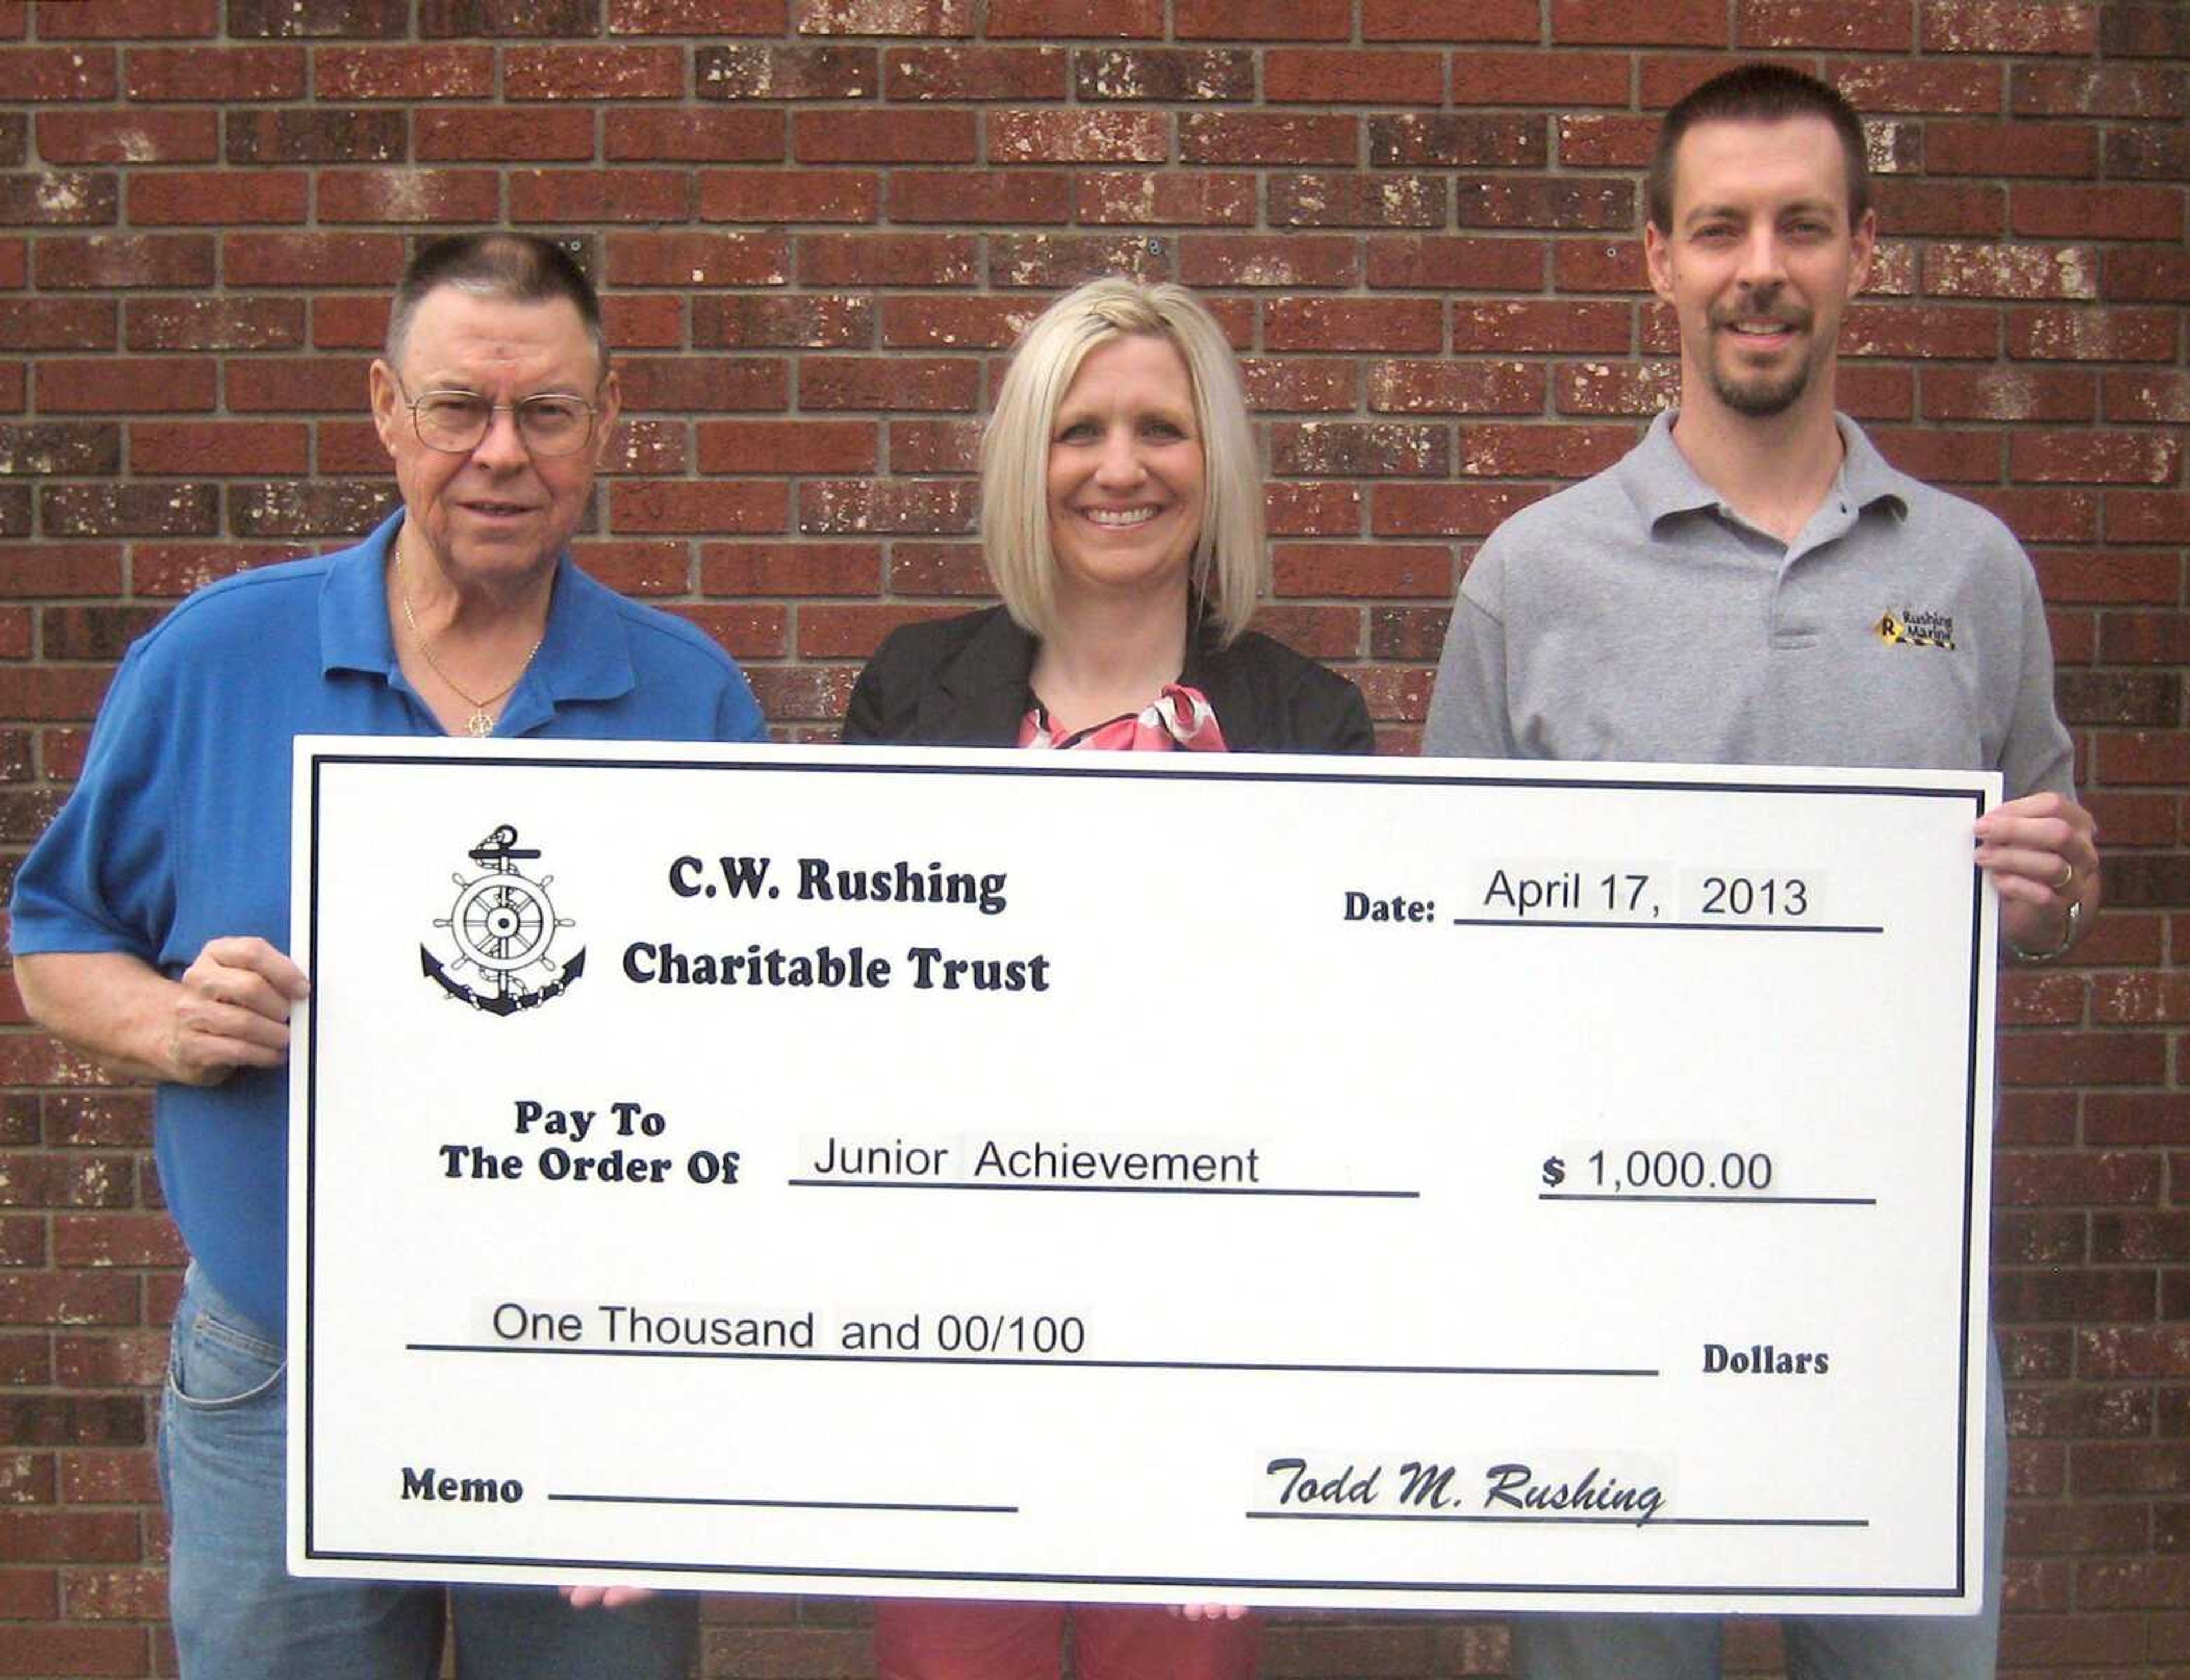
<box><xmin>1874</xmin><ymin>609</ymin><xmax>1956</xmax><ymax>650</ymax></box>
<box><xmin>421</xmin><ymin>824</ymin><xmax>586</xmax><ymax>1015</ymax></box>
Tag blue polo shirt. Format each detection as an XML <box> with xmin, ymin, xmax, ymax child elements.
<box><xmin>10</xmin><ymin>512</ymin><xmax>766</xmax><ymax>1337</ymax></box>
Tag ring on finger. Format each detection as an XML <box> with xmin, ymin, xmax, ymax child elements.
<box><xmin>2052</xmin><ymin>857</ymin><xmax>2075</xmax><ymax>893</ymax></box>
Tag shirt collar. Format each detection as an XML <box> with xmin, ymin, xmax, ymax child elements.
<box><xmin>317</xmin><ymin>511</ymin><xmax>638</xmax><ymax>727</ymax></box>
<box><xmin>1621</xmin><ymin>408</ymin><xmax>1910</xmax><ymax>530</ymax></box>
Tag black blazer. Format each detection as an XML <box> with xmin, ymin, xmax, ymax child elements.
<box><xmin>843</xmin><ymin>606</ymin><xmax>1374</xmax><ymax>755</ymax></box>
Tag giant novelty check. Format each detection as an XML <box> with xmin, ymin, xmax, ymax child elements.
<box><xmin>289</xmin><ymin>739</ymin><xmax>1998</xmax><ymax>1615</ymax></box>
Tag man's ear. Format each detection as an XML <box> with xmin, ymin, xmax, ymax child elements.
<box><xmin>1644</xmin><ymin>221</ymin><xmax>1676</xmax><ymax>307</ymax></box>
<box><xmin>1846</xmin><ymin>206</ymin><xmax>1878</xmax><ymax>299</ymax></box>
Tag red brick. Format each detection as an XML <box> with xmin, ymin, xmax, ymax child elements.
<box><xmin>415</xmin><ymin>107</ymin><xmax>595</xmax><ymax>161</ymax></box>
<box><xmin>1268</xmin><ymin>173</ymin><xmax>1444</xmax><ymax>229</ymax></box>
<box><xmin>696</xmin><ymin>46</ymin><xmax>873</xmax><ymax>107</ymax></box>
<box><xmin>1366</xmin><ymin>361</ymin><xmax>1547</xmax><ymax>416</ymax></box>
<box><xmin>1267</xmin><ymin>298</ymin><xmax>1441</xmax><ymax>354</ymax></box>
<box><xmin>222</xmin><ymin>356</ymin><xmax>378</xmax><ymax>412</ymax></box>
<box><xmin>986</xmin><ymin>232</ymin><xmax>1165</xmax><ymax>289</ymax></box>
<box><xmin>1556</xmin><ymin>360</ymin><xmax>1682</xmax><ymax>417</ymax></box>
<box><xmin>692</xmin><ymin>295</ymin><xmax>870</xmax><ymax>349</ymax></box>
<box><xmin>570</xmin><ymin>541</ymin><xmax>691</xmax><ymax>596</ymax></box>
<box><xmin>1364</xmin><ymin>236</ymin><xmax>1543</xmax><ymax>293</ymax></box>
<box><xmin>225</xmin><ymin>0</ymin><xmax>410</xmax><ymax>32</ymax></box>
<box><xmin>312</xmin><ymin>45</ymin><xmax>493</xmax><ymax>100</ymax></box>
<box><xmin>131</xmin><ymin>423</ymin><xmax>309</xmax><ymax>477</ymax></box>
<box><xmin>1867</xmin><ymin>179</ymin><xmax>2002</xmax><ymax>236</ymax></box>
<box><xmin>1737</xmin><ymin>0</ymin><xmax>1909</xmax><ymax>47</ymax></box>
<box><xmin>992</xmin><ymin>110</ymin><xmax>1166</xmax><ymax>165</ymax></box>
<box><xmin>885</xmin><ymin>420</ymin><xmax>979</xmax><ymax>473</ymax></box>
<box><xmin>1370</xmin><ymin>482</ymin><xmax>1543</xmax><ymax>538</ymax></box>
<box><xmin>1180</xmin><ymin>113</ymin><xmax>1355</xmax><ymax>166</ymax></box>
<box><xmin>603</xmin><ymin>109</ymin><xmax>781</xmax><ymax>164</ymax></box>
<box><xmin>128</xmin><ymin>169</ymin><xmax>305</xmax><ymax>227</ymax></box>
<box><xmin>609</xmin><ymin>0</ymin><xmax>785</xmax><ymax>30</ymax></box>
<box><xmin>2071</xmin><ymin>1443</ymin><xmax>2190</xmax><ymax>1495</ymax></box>
<box><xmin>2015</xmin><ymin>184</ymin><xmax>2185</xmax><ymax>241</ymax></box>
<box><xmin>1177</xmin><ymin>234</ymin><xmax>1353</xmax><ymax>290</ymax></box>
<box><xmin>0</xmin><ymin>298</ymin><xmax>110</xmax><ymax>352</ymax></box>
<box><xmin>1923</xmin><ymin>242</ymin><xmax>2100</xmax><ymax>300</ymax></box>
<box><xmin>509</xmin><ymin>169</ymin><xmax>690</xmax><ymax>224</ymax></box>
<box><xmin>798</xmin><ymin>478</ymin><xmax>975</xmax><ymax>535</ymax></box>
<box><xmin>1077</xmin><ymin>170</ymin><xmax>1255</xmax><ymax>226</ymax></box>
<box><xmin>1923</xmin><ymin>366</ymin><xmax>2096</xmax><ymax>423</ymax></box>
<box><xmin>1269</xmin><ymin>422</ymin><xmax>1448</xmax><ymax>479</ymax></box>
<box><xmin>1925</xmin><ymin>0</ymin><xmax>2098</xmax><ymax>53</ymax></box>
<box><xmin>1261</xmin><ymin>482</ymin><xmax>1357</xmax><ymax>534</ymax></box>
<box><xmin>35</xmin><ymin>109</ymin><xmax>216</xmax><ymax>165</ymax></box>
<box><xmin>798</xmin><ymin>233</ymin><xmax>975</xmax><ymax>287</ymax></box>
<box><xmin>880</xmin><ymin>295</ymin><xmax>1041</xmax><ymax>350</ymax></box>
<box><xmin>700</xmin><ymin>542</ymin><xmax>880</xmax><ymax>595</ymax></box>
<box><xmin>1174</xmin><ymin>0</ymin><xmax>1349</xmax><ymax>36</ymax></box>
<box><xmin>1831</xmin><ymin>58</ymin><xmax>2003</xmax><ymax>115</ymax></box>
<box><xmin>1963</xmin><ymin>485</ymin><xmax>2098</xmax><ymax>541</ymax></box>
<box><xmin>986</xmin><ymin>0</ymin><xmax>1157</xmax><ymax>34</ymax></box>
<box><xmin>1370</xmin><ymin>114</ymin><xmax>1544</xmax><ymax>169</ymax></box>
<box><xmin>124</xmin><ymin>298</ymin><xmax>304</xmax><ymax>353</ymax></box>
<box><xmin>1239</xmin><ymin>358</ymin><xmax>1357</xmax><ymax>413</ymax></box>
<box><xmin>1867</xmin><ymin>426</ymin><xmax>1999</xmax><ymax>483</ymax></box>
<box><xmin>0</xmin><ymin>1622</ymin><xmax>145</xmax><ymax>1671</ymax></box>
<box><xmin>504</xmin><ymin>46</ymin><xmax>684</xmax><ymax>100</ymax></box>
<box><xmin>1924</xmin><ymin>120</ymin><xmax>2096</xmax><ymax>178</ymax></box>
<box><xmin>0</xmin><ymin>45</ymin><xmax>115</xmax><ymax>99</ymax></box>
<box><xmin>611</xmin><ymin>481</ymin><xmax>789</xmax><ymax>536</ymax></box>
<box><xmin>697</xmin><ymin>169</ymin><xmax>878</xmax><ymax>223</ymax></box>
<box><xmin>615</xmin><ymin>356</ymin><xmax>788</xmax><ymax>413</ymax></box>
<box><xmin>0</xmin><ymin>170</ymin><xmax>116</xmax><ymax>228</ymax></box>
<box><xmin>885</xmin><ymin>45</ymin><xmax>1060</xmax><ymax>101</ymax></box>
<box><xmin>794</xmin><ymin>602</ymin><xmax>964</xmax><ymax>658</ymax></box>
<box><xmin>1362</xmin><ymin>0</ymin><xmax>1536</xmax><ymax>39</ymax></box>
<box><xmin>1453</xmin><ymin>176</ymin><xmax>1631</xmax><ymax>230</ymax></box>
<box><xmin>0</xmin><ymin>424</ymin><xmax>119</xmax><ymax>476</ymax></box>
<box><xmin>2013</xmin><ymin>432</ymin><xmax>2180</xmax><ymax>486</ymax></box>
<box><xmin>1072</xmin><ymin>47</ymin><xmax>1252</xmax><ymax>103</ymax></box>
<box><xmin>606</xmin><ymin>233</ymin><xmax>789</xmax><ymax>292</ymax></box>
<box><xmin>1459</xmin><ymin>423</ymin><xmax>1637</xmax><ymax>479</ymax></box>
<box><xmin>1452</xmin><ymin>52</ymin><xmax>1628</xmax><ymax>107</ymax></box>
<box><xmin>2107</xmin><ymin>123</ymin><xmax>2190</xmax><ymax>181</ymax></box>
<box><xmin>222</xmin><ymin>231</ymin><xmax>403</xmax><ymax>287</ymax></box>
<box><xmin>885</xmin><ymin>542</ymin><xmax>988</xmax><ymax>594</ymax></box>
<box><xmin>794</xmin><ymin>108</ymin><xmax>975</xmax><ymax>163</ymax></box>
<box><xmin>321</xmin><ymin>168</ymin><xmax>500</xmax><ymax>224</ymax></box>
<box><xmin>2104</xmin><ymin>248</ymin><xmax>2190</xmax><ymax>302</ymax></box>
<box><xmin>2013</xmin><ymin>64</ymin><xmax>2188</xmax><ymax>120</ymax></box>
<box><xmin>2008</xmin><ymin>306</ymin><xmax>2177</xmax><ymax>363</ymax></box>
<box><xmin>37</xmin><ymin>359</ymin><xmax>214</xmax><ymax>415</ymax></box>
<box><xmin>1553</xmin><ymin>0</ymin><xmax>1724</xmax><ymax>43</ymax></box>
<box><xmin>887</xmin><ymin>171</ymin><xmax>1070</xmax><ymax>225</ymax></box>
<box><xmin>1555</xmin><ymin>114</ymin><xmax>1661</xmax><ymax>169</ymax></box>
<box><xmin>1267</xmin><ymin>50</ymin><xmax>1443</xmax><ymax>105</ymax></box>
<box><xmin>1272</xmin><ymin>544</ymin><xmax>1451</xmax><ymax>599</ymax></box>
<box><xmin>799</xmin><ymin>356</ymin><xmax>979</xmax><ymax>411</ymax></box>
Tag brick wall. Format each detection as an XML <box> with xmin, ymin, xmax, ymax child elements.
<box><xmin>1</xmin><ymin>1</ymin><xmax>2185</xmax><ymax>1675</ymax></box>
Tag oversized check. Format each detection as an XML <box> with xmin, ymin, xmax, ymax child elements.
<box><xmin>289</xmin><ymin>738</ymin><xmax>1998</xmax><ymax>1615</ymax></box>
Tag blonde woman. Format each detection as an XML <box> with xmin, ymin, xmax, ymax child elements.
<box><xmin>844</xmin><ymin>277</ymin><xmax>1370</xmax><ymax>1678</ymax></box>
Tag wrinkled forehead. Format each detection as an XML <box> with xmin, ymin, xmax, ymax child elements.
<box><xmin>1668</xmin><ymin>113</ymin><xmax>1855</xmax><ymax>222</ymax></box>
<box><xmin>397</xmin><ymin>286</ymin><xmax>603</xmax><ymax>388</ymax></box>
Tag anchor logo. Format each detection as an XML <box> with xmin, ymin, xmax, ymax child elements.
<box><xmin>420</xmin><ymin>824</ymin><xmax>587</xmax><ymax>1016</ymax></box>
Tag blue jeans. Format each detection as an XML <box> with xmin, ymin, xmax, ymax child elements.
<box><xmin>159</xmin><ymin>1265</ymin><xmax>698</xmax><ymax>1680</ymax></box>
<box><xmin>1508</xmin><ymin>1341</ymin><xmax>2008</xmax><ymax>1680</ymax></box>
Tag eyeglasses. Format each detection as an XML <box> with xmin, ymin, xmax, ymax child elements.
<box><xmin>394</xmin><ymin>375</ymin><xmax>600</xmax><ymax>458</ymax></box>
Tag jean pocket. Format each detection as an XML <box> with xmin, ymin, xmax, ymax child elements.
<box><xmin>167</xmin><ymin>1296</ymin><xmax>285</xmax><ymax>1412</ymax></box>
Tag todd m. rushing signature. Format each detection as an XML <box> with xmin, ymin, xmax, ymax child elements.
<box><xmin>1266</xmin><ymin>1456</ymin><xmax>1665</xmax><ymax>1526</ymax></box>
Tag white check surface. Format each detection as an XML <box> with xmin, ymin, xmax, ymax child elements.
<box><xmin>289</xmin><ymin>738</ymin><xmax>1998</xmax><ymax>1614</ymax></box>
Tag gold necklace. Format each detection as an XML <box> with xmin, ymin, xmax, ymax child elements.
<box><xmin>394</xmin><ymin>543</ymin><xmax>543</xmax><ymax>738</ymax></box>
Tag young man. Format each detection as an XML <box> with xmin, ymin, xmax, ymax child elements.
<box><xmin>1425</xmin><ymin>64</ymin><xmax>2097</xmax><ymax>1678</ymax></box>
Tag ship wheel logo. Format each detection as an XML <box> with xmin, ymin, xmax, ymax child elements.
<box><xmin>420</xmin><ymin>824</ymin><xmax>587</xmax><ymax>1016</ymax></box>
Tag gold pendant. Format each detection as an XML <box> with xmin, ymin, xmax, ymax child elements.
<box><xmin>465</xmin><ymin>709</ymin><xmax>494</xmax><ymax>738</ymax></box>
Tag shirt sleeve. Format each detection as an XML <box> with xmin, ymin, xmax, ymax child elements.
<box><xmin>9</xmin><ymin>640</ymin><xmax>179</xmax><ymax>963</ymax></box>
<box><xmin>1424</xmin><ymin>553</ymin><xmax>1519</xmax><ymax>761</ymax></box>
<box><xmin>716</xmin><ymin>665</ymin><xmax>769</xmax><ymax>744</ymax></box>
<box><xmin>1999</xmin><ymin>551</ymin><xmax>2074</xmax><ymax>804</ymax></box>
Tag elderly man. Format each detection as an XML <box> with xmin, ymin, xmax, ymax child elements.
<box><xmin>11</xmin><ymin>232</ymin><xmax>760</xmax><ymax>1677</ymax></box>
<box><xmin>1426</xmin><ymin>64</ymin><xmax>2096</xmax><ymax>1680</ymax></box>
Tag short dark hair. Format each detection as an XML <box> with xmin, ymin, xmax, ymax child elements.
<box><xmin>384</xmin><ymin>232</ymin><xmax>607</xmax><ymax>374</ymax></box>
<box><xmin>1648</xmin><ymin>64</ymin><xmax>1871</xmax><ymax>234</ymax></box>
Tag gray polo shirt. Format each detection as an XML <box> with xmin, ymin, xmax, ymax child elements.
<box><xmin>1425</xmin><ymin>409</ymin><xmax>2073</xmax><ymax>801</ymax></box>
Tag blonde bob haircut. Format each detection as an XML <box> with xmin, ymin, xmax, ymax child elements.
<box><xmin>981</xmin><ymin>276</ymin><xmax>1266</xmax><ymax>647</ymax></box>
